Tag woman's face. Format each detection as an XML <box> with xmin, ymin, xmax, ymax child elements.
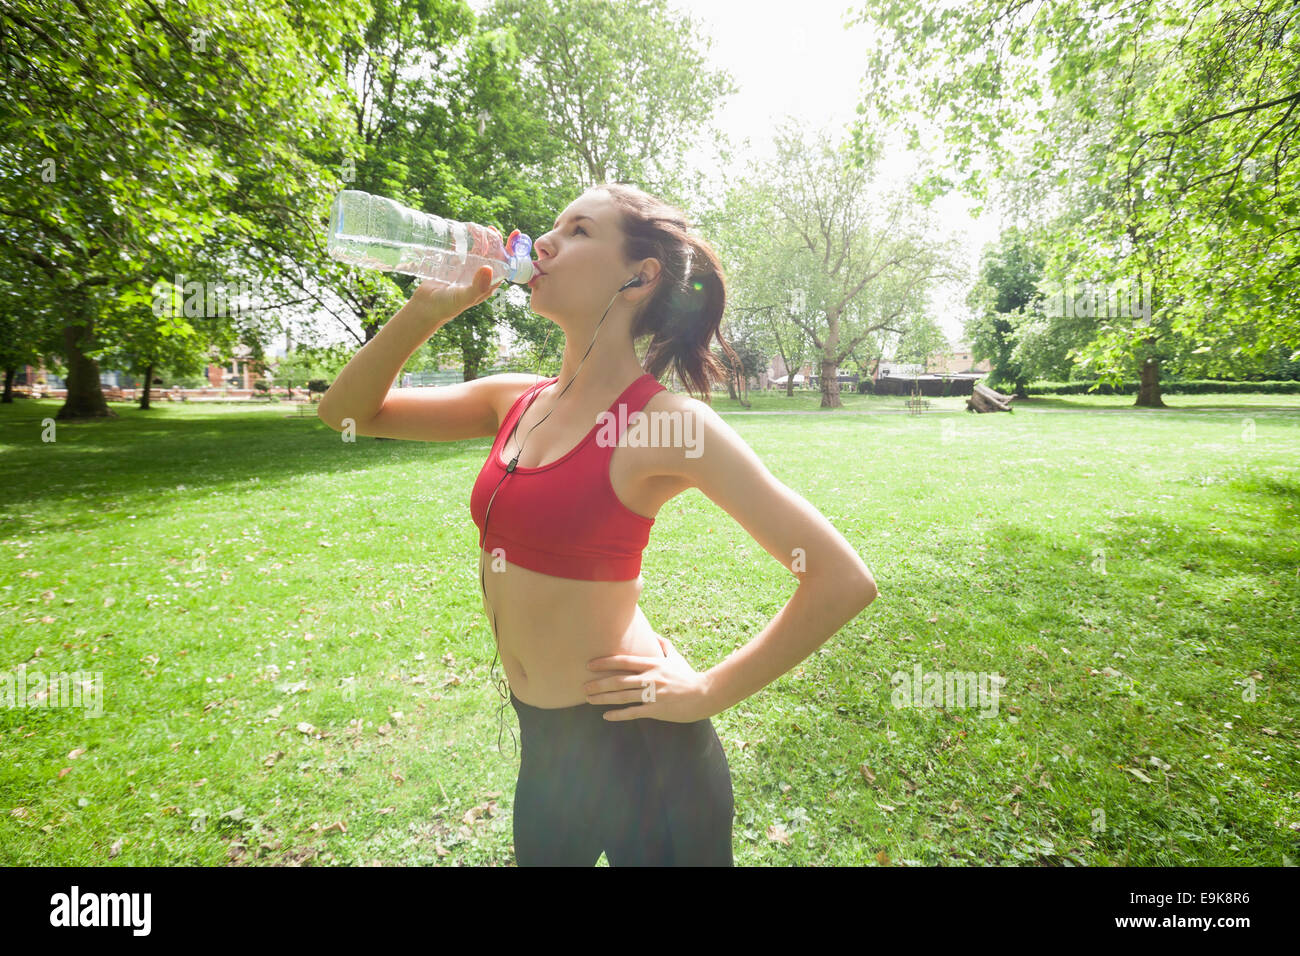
<box><xmin>529</xmin><ymin>191</ymin><xmax>653</xmax><ymax>322</ymax></box>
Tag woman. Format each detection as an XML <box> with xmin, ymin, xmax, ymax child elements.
<box><xmin>318</xmin><ymin>183</ymin><xmax>879</xmax><ymax>866</ymax></box>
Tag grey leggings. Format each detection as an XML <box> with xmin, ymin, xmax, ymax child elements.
<box><xmin>509</xmin><ymin>689</ymin><xmax>735</xmax><ymax>866</ymax></box>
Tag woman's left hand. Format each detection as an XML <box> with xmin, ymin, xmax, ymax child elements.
<box><xmin>585</xmin><ymin>634</ymin><xmax>715</xmax><ymax>723</ymax></box>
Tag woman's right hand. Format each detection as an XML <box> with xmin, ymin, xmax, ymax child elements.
<box><xmin>409</xmin><ymin>264</ymin><xmax>503</xmax><ymax>327</ymax></box>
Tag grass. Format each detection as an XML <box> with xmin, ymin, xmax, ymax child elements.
<box><xmin>1</xmin><ymin>393</ymin><xmax>1297</xmax><ymax>866</ymax></box>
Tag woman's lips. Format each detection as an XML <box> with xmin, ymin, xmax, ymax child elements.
<box><xmin>529</xmin><ymin>268</ymin><xmax>546</xmax><ymax>288</ymax></box>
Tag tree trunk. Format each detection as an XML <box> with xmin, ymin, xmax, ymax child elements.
<box><xmin>140</xmin><ymin>362</ymin><xmax>154</xmax><ymax>410</ymax></box>
<box><xmin>967</xmin><ymin>383</ymin><xmax>1014</xmax><ymax>413</ymax></box>
<box><xmin>819</xmin><ymin>358</ymin><xmax>842</xmax><ymax>408</ymax></box>
<box><xmin>56</xmin><ymin>308</ymin><xmax>115</xmax><ymax>420</ymax></box>
<box><xmin>2</xmin><ymin>366</ymin><xmax>14</xmax><ymax>403</ymax></box>
<box><xmin>778</xmin><ymin>352</ymin><xmax>795</xmax><ymax>397</ymax></box>
<box><xmin>1135</xmin><ymin>354</ymin><xmax>1165</xmax><ymax>407</ymax></box>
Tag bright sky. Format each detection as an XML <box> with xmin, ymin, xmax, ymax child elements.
<box><xmin>671</xmin><ymin>0</ymin><xmax>884</xmax><ymax>197</ymax></box>
<box><xmin>662</xmin><ymin>0</ymin><xmax>1000</xmax><ymax>346</ymax></box>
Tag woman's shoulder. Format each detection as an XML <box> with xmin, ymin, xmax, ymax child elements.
<box><xmin>629</xmin><ymin>387</ymin><xmax>726</xmax><ymax>477</ymax></box>
<box><xmin>641</xmin><ymin>385</ymin><xmax>723</xmax><ymax>420</ymax></box>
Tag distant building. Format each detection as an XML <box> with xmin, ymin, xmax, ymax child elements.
<box><xmin>760</xmin><ymin>355</ymin><xmax>816</xmax><ymax>389</ymax></box>
<box><xmin>206</xmin><ymin>343</ymin><xmax>264</xmax><ymax>389</ymax></box>
<box><xmin>750</xmin><ymin>346</ymin><xmax>986</xmax><ymax>393</ymax></box>
<box><xmin>927</xmin><ymin>341</ymin><xmax>992</xmax><ymax>374</ymax></box>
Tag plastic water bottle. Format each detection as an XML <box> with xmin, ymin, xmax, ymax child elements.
<box><xmin>326</xmin><ymin>189</ymin><xmax>534</xmax><ymax>286</ymax></box>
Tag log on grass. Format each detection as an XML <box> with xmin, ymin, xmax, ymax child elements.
<box><xmin>966</xmin><ymin>382</ymin><xmax>1014</xmax><ymax>413</ymax></box>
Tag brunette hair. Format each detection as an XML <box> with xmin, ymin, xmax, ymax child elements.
<box><xmin>592</xmin><ymin>183</ymin><xmax>740</xmax><ymax>402</ymax></box>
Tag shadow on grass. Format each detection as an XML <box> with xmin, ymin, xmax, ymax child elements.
<box><xmin>1242</xmin><ymin>471</ymin><xmax>1300</xmax><ymax>507</ymax></box>
<box><xmin>0</xmin><ymin>400</ymin><xmax>481</xmax><ymax>534</ymax></box>
<box><xmin>765</xmin><ymin>473</ymin><xmax>1298</xmax><ymax>864</ymax></box>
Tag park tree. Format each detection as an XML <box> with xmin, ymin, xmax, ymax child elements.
<box><xmin>704</xmin><ymin>179</ymin><xmax>811</xmax><ymax>398</ymax></box>
<box><xmin>847</xmin><ymin>0</ymin><xmax>1300</xmax><ymax>406</ymax></box>
<box><xmin>321</xmin><ymin>0</ymin><xmax>563</xmax><ymax>361</ymax></box>
<box><xmin>707</xmin><ymin>322</ymin><xmax>762</xmax><ymax>403</ymax></box>
<box><xmin>965</xmin><ymin>227</ymin><xmax>1046</xmax><ymax>396</ymax></box>
<box><xmin>0</xmin><ymin>0</ymin><xmax>371</xmax><ymax>420</ymax></box>
<box><xmin>487</xmin><ymin>0</ymin><xmax>739</xmax><ymax>205</ymax></box>
<box><xmin>738</xmin><ymin>119</ymin><xmax>959</xmax><ymax>408</ymax></box>
<box><xmin>272</xmin><ymin>344</ymin><xmax>337</xmax><ymax>399</ymax></box>
<box><xmin>989</xmin><ymin>55</ymin><xmax>1180</xmax><ymax>400</ymax></box>
<box><xmin>891</xmin><ymin>319</ymin><xmax>948</xmax><ymax>369</ymax></box>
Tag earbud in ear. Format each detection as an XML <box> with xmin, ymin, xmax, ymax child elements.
<box><xmin>619</xmin><ymin>275</ymin><xmax>644</xmax><ymax>292</ymax></box>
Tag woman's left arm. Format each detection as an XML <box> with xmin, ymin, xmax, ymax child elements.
<box><xmin>668</xmin><ymin>398</ymin><xmax>878</xmax><ymax>715</ymax></box>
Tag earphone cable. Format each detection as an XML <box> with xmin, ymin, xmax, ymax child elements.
<box><xmin>480</xmin><ymin>285</ymin><xmax>628</xmax><ymax>757</ymax></box>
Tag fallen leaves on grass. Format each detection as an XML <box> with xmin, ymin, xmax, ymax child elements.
<box><xmin>1088</xmin><ymin>667</ymin><xmax>1123</xmax><ymax>677</ymax></box>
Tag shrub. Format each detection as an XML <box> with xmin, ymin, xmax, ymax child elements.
<box><xmin>1024</xmin><ymin>379</ymin><xmax>1300</xmax><ymax>395</ymax></box>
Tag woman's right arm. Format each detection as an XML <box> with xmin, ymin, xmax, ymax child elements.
<box><xmin>317</xmin><ymin>265</ymin><xmax>504</xmax><ymax>441</ymax></box>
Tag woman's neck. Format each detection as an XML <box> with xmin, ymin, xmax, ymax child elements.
<box><xmin>550</xmin><ymin>327</ymin><xmax>646</xmax><ymax>405</ymax></box>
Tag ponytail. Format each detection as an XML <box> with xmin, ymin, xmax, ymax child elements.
<box><xmin>594</xmin><ymin>184</ymin><xmax>741</xmax><ymax>402</ymax></box>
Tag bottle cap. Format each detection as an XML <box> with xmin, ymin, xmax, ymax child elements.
<box><xmin>508</xmin><ymin>233</ymin><xmax>534</xmax><ymax>283</ymax></box>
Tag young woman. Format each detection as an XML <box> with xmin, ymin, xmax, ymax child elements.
<box><xmin>318</xmin><ymin>183</ymin><xmax>878</xmax><ymax>866</ymax></box>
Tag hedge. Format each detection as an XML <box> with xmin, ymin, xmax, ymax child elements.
<box><xmin>1023</xmin><ymin>379</ymin><xmax>1300</xmax><ymax>395</ymax></box>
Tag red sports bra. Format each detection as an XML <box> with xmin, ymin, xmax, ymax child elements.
<box><xmin>470</xmin><ymin>372</ymin><xmax>668</xmax><ymax>581</ymax></box>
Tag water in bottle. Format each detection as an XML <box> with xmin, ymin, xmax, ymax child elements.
<box><xmin>326</xmin><ymin>189</ymin><xmax>533</xmax><ymax>286</ymax></box>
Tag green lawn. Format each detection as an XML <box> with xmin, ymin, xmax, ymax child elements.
<box><xmin>1</xmin><ymin>394</ymin><xmax>1296</xmax><ymax>866</ymax></box>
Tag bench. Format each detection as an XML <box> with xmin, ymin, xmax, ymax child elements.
<box><xmin>905</xmin><ymin>398</ymin><xmax>932</xmax><ymax>414</ymax></box>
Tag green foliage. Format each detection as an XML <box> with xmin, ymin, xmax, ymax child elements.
<box><xmin>488</xmin><ymin>0</ymin><xmax>739</xmax><ymax>201</ymax></box>
<box><xmin>275</xmin><ymin>343</ymin><xmax>355</xmax><ymax>392</ymax></box>
<box><xmin>1026</xmin><ymin>379</ymin><xmax>1300</xmax><ymax>395</ymax></box>
<box><xmin>1</xmin><ymin>0</ymin><xmax>370</xmax><ymax>414</ymax></box>
<box><xmin>849</xmin><ymin>0</ymin><xmax>1300</xmax><ymax>392</ymax></box>
<box><xmin>709</xmin><ymin>119</ymin><xmax>961</xmax><ymax>403</ymax></box>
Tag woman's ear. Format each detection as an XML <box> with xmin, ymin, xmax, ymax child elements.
<box><xmin>637</xmin><ymin>259</ymin><xmax>662</xmax><ymax>289</ymax></box>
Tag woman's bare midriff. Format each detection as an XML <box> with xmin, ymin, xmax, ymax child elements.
<box><xmin>478</xmin><ymin>384</ymin><xmax>689</xmax><ymax>709</ymax></box>
<box><xmin>479</xmin><ymin>550</ymin><xmax>663</xmax><ymax>709</ymax></box>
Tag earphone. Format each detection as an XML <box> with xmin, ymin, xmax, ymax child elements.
<box><xmin>479</xmin><ymin>273</ymin><xmax>645</xmax><ymax>756</ymax></box>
